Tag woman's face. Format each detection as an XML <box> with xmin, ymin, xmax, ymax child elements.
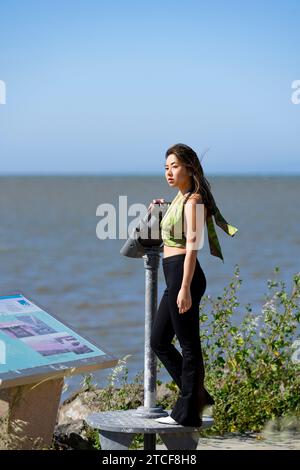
<box><xmin>165</xmin><ymin>154</ymin><xmax>190</xmax><ymax>188</ymax></box>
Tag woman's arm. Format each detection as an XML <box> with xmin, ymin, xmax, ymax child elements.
<box><xmin>177</xmin><ymin>195</ymin><xmax>206</xmax><ymax>314</ymax></box>
<box><xmin>181</xmin><ymin>253</ymin><xmax>197</xmax><ymax>289</ymax></box>
<box><xmin>181</xmin><ymin>194</ymin><xmax>206</xmax><ymax>289</ymax></box>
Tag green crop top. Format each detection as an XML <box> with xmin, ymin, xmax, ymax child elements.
<box><xmin>160</xmin><ymin>190</ymin><xmax>192</xmax><ymax>249</ymax></box>
<box><xmin>160</xmin><ymin>190</ymin><xmax>238</xmax><ymax>263</ymax></box>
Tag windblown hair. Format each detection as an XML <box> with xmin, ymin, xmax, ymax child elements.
<box><xmin>165</xmin><ymin>143</ymin><xmax>217</xmax><ymax>216</ymax></box>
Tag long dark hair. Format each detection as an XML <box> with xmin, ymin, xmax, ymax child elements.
<box><xmin>165</xmin><ymin>143</ymin><xmax>217</xmax><ymax>216</ymax></box>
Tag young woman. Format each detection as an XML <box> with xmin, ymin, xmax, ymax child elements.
<box><xmin>149</xmin><ymin>143</ymin><xmax>237</xmax><ymax>427</ymax></box>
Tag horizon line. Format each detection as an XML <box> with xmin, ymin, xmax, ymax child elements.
<box><xmin>0</xmin><ymin>172</ymin><xmax>299</xmax><ymax>177</ymax></box>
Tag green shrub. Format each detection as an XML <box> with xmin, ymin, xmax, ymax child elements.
<box><xmin>200</xmin><ymin>265</ymin><xmax>300</xmax><ymax>434</ymax></box>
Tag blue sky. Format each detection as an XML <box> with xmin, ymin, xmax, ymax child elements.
<box><xmin>0</xmin><ymin>0</ymin><xmax>299</xmax><ymax>175</ymax></box>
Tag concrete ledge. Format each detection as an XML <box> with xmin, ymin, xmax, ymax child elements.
<box><xmin>86</xmin><ymin>409</ymin><xmax>214</xmax><ymax>433</ymax></box>
<box><xmin>85</xmin><ymin>409</ymin><xmax>214</xmax><ymax>450</ymax></box>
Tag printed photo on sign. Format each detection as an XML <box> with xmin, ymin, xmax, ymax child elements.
<box><xmin>22</xmin><ymin>332</ymin><xmax>94</xmax><ymax>356</ymax></box>
<box><xmin>0</xmin><ymin>315</ymin><xmax>57</xmax><ymax>339</ymax></box>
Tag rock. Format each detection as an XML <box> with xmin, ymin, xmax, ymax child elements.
<box><xmin>156</xmin><ymin>382</ymin><xmax>175</xmax><ymax>401</ymax></box>
<box><xmin>262</xmin><ymin>415</ymin><xmax>300</xmax><ymax>444</ymax></box>
<box><xmin>53</xmin><ymin>420</ymin><xmax>93</xmax><ymax>450</ymax></box>
<box><xmin>58</xmin><ymin>391</ymin><xmax>93</xmax><ymax>425</ymax></box>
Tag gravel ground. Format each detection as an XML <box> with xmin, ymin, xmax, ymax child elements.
<box><xmin>153</xmin><ymin>433</ymin><xmax>300</xmax><ymax>450</ymax></box>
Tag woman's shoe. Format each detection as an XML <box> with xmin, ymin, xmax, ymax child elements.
<box><xmin>155</xmin><ymin>415</ymin><xmax>180</xmax><ymax>425</ymax></box>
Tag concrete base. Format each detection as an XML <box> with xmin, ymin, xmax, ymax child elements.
<box><xmin>0</xmin><ymin>377</ymin><xmax>63</xmax><ymax>449</ymax></box>
<box><xmin>86</xmin><ymin>409</ymin><xmax>214</xmax><ymax>450</ymax></box>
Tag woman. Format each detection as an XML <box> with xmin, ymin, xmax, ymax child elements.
<box><xmin>149</xmin><ymin>143</ymin><xmax>237</xmax><ymax>427</ymax></box>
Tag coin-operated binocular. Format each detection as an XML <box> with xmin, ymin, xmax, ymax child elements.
<box><xmin>120</xmin><ymin>201</ymin><xmax>170</xmax><ymax>258</ymax></box>
<box><xmin>119</xmin><ymin>199</ymin><xmax>171</xmax><ymax>420</ymax></box>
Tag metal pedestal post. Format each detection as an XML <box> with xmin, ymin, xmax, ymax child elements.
<box><xmin>134</xmin><ymin>247</ymin><xmax>167</xmax><ymax>419</ymax></box>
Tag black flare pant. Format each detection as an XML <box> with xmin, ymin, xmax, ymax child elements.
<box><xmin>150</xmin><ymin>253</ymin><xmax>214</xmax><ymax>426</ymax></box>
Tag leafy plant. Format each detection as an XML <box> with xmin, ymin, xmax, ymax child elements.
<box><xmin>199</xmin><ymin>265</ymin><xmax>300</xmax><ymax>434</ymax></box>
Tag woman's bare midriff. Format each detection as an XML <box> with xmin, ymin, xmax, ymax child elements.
<box><xmin>163</xmin><ymin>245</ymin><xmax>187</xmax><ymax>258</ymax></box>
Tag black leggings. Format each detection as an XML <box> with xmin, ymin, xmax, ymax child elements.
<box><xmin>150</xmin><ymin>253</ymin><xmax>214</xmax><ymax>426</ymax></box>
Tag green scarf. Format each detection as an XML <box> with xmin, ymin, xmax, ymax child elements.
<box><xmin>206</xmin><ymin>206</ymin><xmax>238</xmax><ymax>263</ymax></box>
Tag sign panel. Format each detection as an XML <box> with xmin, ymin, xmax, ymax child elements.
<box><xmin>0</xmin><ymin>292</ymin><xmax>118</xmax><ymax>388</ymax></box>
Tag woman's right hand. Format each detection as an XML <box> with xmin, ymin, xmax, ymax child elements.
<box><xmin>148</xmin><ymin>198</ymin><xmax>166</xmax><ymax>210</ymax></box>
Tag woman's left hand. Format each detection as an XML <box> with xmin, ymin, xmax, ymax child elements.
<box><xmin>177</xmin><ymin>287</ymin><xmax>192</xmax><ymax>314</ymax></box>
